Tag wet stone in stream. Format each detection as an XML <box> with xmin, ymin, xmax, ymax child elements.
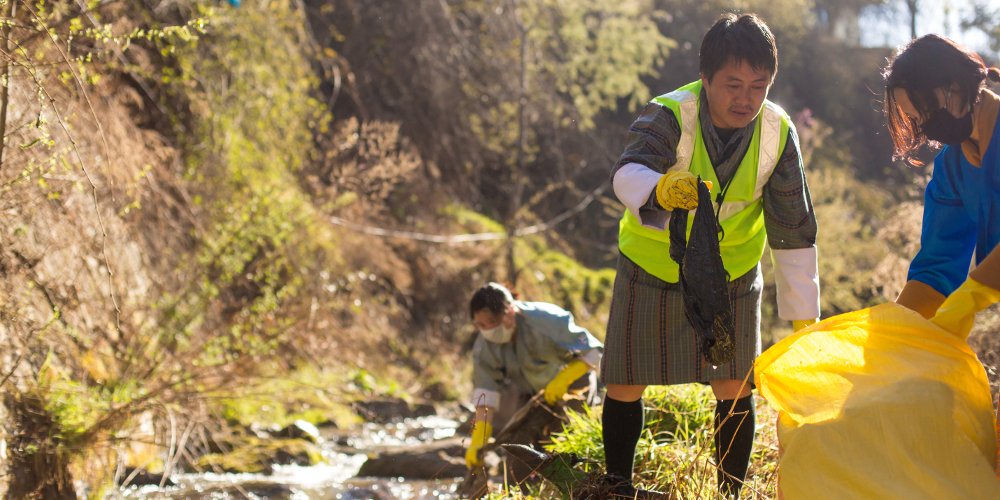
<box><xmin>120</xmin><ymin>413</ymin><xmax>465</xmax><ymax>499</ymax></box>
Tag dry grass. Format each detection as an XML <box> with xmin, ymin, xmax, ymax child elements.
<box><xmin>969</xmin><ymin>306</ymin><xmax>1000</xmax><ymax>399</ymax></box>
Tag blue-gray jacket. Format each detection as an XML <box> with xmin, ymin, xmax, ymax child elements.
<box><xmin>470</xmin><ymin>301</ymin><xmax>603</xmax><ymax>408</ymax></box>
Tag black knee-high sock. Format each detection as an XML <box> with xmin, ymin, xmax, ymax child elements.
<box><xmin>602</xmin><ymin>396</ymin><xmax>644</xmax><ymax>480</ymax></box>
<box><xmin>715</xmin><ymin>395</ymin><xmax>755</xmax><ymax>497</ymax></box>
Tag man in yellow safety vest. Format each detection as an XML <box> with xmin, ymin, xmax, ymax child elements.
<box><xmin>600</xmin><ymin>12</ymin><xmax>820</xmax><ymax>498</ymax></box>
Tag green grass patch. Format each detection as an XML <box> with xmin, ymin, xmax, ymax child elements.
<box><xmin>214</xmin><ymin>364</ymin><xmax>417</xmax><ymax>430</ymax></box>
<box><xmin>216</xmin><ymin>367</ymin><xmax>363</xmax><ymax>430</ymax></box>
<box><xmin>546</xmin><ymin>385</ymin><xmax>778</xmax><ymax>498</ymax></box>
<box><xmin>441</xmin><ymin>203</ymin><xmax>506</xmax><ymax>233</ymax></box>
<box><xmin>514</xmin><ymin>235</ymin><xmax>616</xmax><ymax>338</ymax></box>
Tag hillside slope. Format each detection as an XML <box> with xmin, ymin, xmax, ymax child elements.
<box><xmin>0</xmin><ymin>2</ymin><xmax>598</xmax><ymax>494</ymax></box>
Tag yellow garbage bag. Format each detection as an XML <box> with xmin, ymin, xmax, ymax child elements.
<box><xmin>755</xmin><ymin>303</ymin><xmax>999</xmax><ymax>499</ymax></box>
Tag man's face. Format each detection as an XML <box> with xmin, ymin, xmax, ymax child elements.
<box><xmin>472</xmin><ymin>306</ymin><xmax>513</xmax><ymax>332</ymax></box>
<box><xmin>701</xmin><ymin>59</ymin><xmax>773</xmax><ymax>130</ymax></box>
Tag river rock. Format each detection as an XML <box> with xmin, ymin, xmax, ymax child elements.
<box><xmin>276</xmin><ymin>419</ymin><xmax>322</xmax><ymax>443</ymax></box>
<box><xmin>119</xmin><ymin>469</ymin><xmax>178</xmax><ymax>487</ymax></box>
<box><xmin>176</xmin><ymin>481</ymin><xmax>296</xmax><ymax>498</ymax></box>
<box><xmin>420</xmin><ymin>381</ymin><xmax>453</xmax><ymax>401</ymax></box>
<box><xmin>353</xmin><ymin>398</ymin><xmax>436</xmax><ymax>423</ymax></box>
<box><xmin>339</xmin><ymin>486</ymin><xmax>393</xmax><ymax>500</ymax></box>
<box><xmin>356</xmin><ymin>436</ymin><xmax>466</xmax><ymax>479</ymax></box>
<box><xmin>315</xmin><ymin>417</ymin><xmax>339</xmax><ymax>429</ymax></box>
<box><xmin>196</xmin><ymin>438</ymin><xmax>323</xmax><ymax>473</ymax></box>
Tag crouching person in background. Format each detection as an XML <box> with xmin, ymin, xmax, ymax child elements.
<box><xmin>464</xmin><ymin>282</ymin><xmax>603</xmax><ymax>482</ymax></box>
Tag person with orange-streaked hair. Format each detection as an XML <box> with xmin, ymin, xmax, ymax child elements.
<box><xmin>882</xmin><ymin>33</ymin><xmax>1000</xmax><ymax>477</ymax></box>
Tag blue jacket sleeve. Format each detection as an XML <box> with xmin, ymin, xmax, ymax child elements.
<box><xmin>471</xmin><ymin>338</ymin><xmax>504</xmax><ymax>393</ymax></box>
<box><xmin>907</xmin><ymin>150</ymin><xmax>977</xmax><ymax>296</ymax></box>
<box><xmin>522</xmin><ymin>303</ymin><xmax>603</xmax><ymax>359</ymax></box>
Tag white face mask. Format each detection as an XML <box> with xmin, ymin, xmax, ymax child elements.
<box><xmin>480</xmin><ymin>323</ymin><xmax>515</xmax><ymax>344</ymax></box>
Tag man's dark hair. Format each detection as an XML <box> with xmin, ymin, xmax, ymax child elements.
<box><xmin>469</xmin><ymin>282</ymin><xmax>514</xmax><ymax>319</ymax></box>
<box><xmin>699</xmin><ymin>13</ymin><xmax>777</xmax><ymax>82</ymax></box>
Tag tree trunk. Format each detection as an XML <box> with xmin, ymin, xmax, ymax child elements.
<box><xmin>0</xmin><ymin>0</ymin><xmax>16</xmax><ymax>171</ymax></box>
<box><xmin>506</xmin><ymin>0</ymin><xmax>528</xmax><ymax>287</ymax></box>
<box><xmin>906</xmin><ymin>0</ymin><xmax>918</xmax><ymax>40</ymax></box>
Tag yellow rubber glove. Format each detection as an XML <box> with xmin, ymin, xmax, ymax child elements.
<box><xmin>655</xmin><ymin>171</ymin><xmax>713</xmax><ymax>210</ymax></box>
<box><xmin>930</xmin><ymin>278</ymin><xmax>1000</xmax><ymax>338</ymax></box>
<box><xmin>543</xmin><ymin>359</ymin><xmax>591</xmax><ymax>406</ymax></box>
<box><xmin>464</xmin><ymin>420</ymin><xmax>492</xmax><ymax>469</ymax></box>
<box><xmin>792</xmin><ymin>318</ymin><xmax>818</xmax><ymax>331</ymax></box>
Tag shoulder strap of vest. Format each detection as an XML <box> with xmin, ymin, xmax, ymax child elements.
<box><xmin>653</xmin><ymin>85</ymin><xmax>700</xmax><ymax>174</ymax></box>
<box><xmin>754</xmin><ymin>100</ymin><xmax>787</xmax><ymax>198</ymax></box>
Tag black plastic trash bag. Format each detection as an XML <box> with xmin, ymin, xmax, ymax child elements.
<box><xmin>668</xmin><ymin>179</ymin><xmax>735</xmax><ymax>365</ymax></box>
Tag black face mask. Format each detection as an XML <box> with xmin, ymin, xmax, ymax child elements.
<box><xmin>920</xmin><ymin>107</ymin><xmax>973</xmax><ymax>146</ymax></box>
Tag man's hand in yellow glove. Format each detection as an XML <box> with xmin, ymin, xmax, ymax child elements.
<box><xmin>792</xmin><ymin>318</ymin><xmax>818</xmax><ymax>331</ymax></box>
<box><xmin>543</xmin><ymin>359</ymin><xmax>591</xmax><ymax>406</ymax></box>
<box><xmin>931</xmin><ymin>278</ymin><xmax>1000</xmax><ymax>338</ymax></box>
<box><xmin>464</xmin><ymin>420</ymin><xmax>493</xmax><ymax>469</ymax></box>
<box><xmin>655</xmin><ymin>171</ymin><xmax>713</xmax><ymax>211</ymax></box>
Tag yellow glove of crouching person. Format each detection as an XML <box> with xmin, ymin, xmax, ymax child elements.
<box><xmin>931</xmin><ymin>277</ymin><xmax>1000</xmax><ymax>338</ymax></box>
<box><xmin>543</xmin><ymin>359</ymin><xmax>591</xmax><ymax>406</ymax></box>
<box><xmin>464</xmin><ymin>420</ymin><xmax>493</xmax><ymax>469</ymax></box>
<box><xmin>655</xmin><ymin>171</ymin><xmax>713</xmax><ymax>211</ymax></box>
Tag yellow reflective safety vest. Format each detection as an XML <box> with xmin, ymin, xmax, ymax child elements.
<box><xmin>618</xmin><ymin>80</ymin><xmax>790</xmax><ymax>283</ymax></box>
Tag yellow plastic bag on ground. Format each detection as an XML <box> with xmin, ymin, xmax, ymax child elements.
<box><xmin>756</xmin><ymin>303</ymin><xmax>999</xmax><ymax>499</ymax></box>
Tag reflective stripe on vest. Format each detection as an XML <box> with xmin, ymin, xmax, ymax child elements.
<box><xmin>718</xmin><ymin>100</ymin><xmax>784</xmax><ymax>220</ymax></box>
<box><xmin>663</xmin><ymin>86</ymin><xmax>698</xmax><ymax>173</ymax></box>
<box><xmin>618</xmin><ymin>80</ymin><xmax>790</xmax><ymax>283</ymax></box>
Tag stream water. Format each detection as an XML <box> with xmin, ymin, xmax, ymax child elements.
<box><xmin>118</xmin><ymin>415</ymin><xmax>466</xmax><ymax>499</ymax></box>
